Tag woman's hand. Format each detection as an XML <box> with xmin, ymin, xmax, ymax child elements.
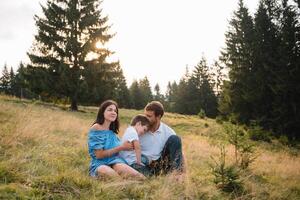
<box><xmin>121</xmin><ymin>141</ymin><xmax>134</xmax><ymax>151</ymax></box>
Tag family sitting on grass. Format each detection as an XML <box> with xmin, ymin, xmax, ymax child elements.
<box><xmin>87</xmin><ymin>100</ymin><xmax>184</xmax><ymax>180</ymax></box>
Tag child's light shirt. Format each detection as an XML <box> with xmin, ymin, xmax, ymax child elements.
<box><xmin>119</xmin><ymin>126</ymin><xmax>139</xmax><ymax>165</ymax></box>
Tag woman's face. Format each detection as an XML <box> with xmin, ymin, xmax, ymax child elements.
<box><xmin>104</xmin><ymin>104</ymin><xmax>118</xmax><ymax>122</ymax></box>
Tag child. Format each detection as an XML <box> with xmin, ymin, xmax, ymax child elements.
<box><xmin>119</xmin><ymin>114</ymin><xmax>151</xmax><ymax>167</ymax></box>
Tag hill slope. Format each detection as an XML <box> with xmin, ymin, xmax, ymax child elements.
<box><xmin>0</xmin><ymin>95</ymin><xmax>300</xmax><ymax>199</ymax></box>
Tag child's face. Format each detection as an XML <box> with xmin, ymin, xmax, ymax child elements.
<box><xmin>135</xmin><ymin>122</ymin><xmax>149</xmax><ymax>135</ymax></box>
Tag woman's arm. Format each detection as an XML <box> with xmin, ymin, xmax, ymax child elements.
<box><xmin>133</xmin><ymin>140</ymin><xmax>142</xmax><ymax>165</ymax></box>
<box><xmin>94</xmin><ymin>141</ymin><xmax>133</xmax><ymax>159</ymax></box>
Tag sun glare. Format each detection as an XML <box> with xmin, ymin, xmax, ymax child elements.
<box><xmin>95</xmin><ymin>41</ymin><xmax>102</xmax><ymax>49</ymax></box>
<box><xmin>85</xmin><ymin>52</ymin><xmax>98</xmax><ymax>61</ymax></box>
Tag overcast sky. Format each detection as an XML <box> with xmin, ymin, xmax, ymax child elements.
<box><xmin>0</xmin><ymin>0</ymin><xmax>259</xmax><ymax>92</ymax></box>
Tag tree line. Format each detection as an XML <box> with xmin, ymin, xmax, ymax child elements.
<box><xmin>0</xmin><ymin>0</ymin><xmax>299</xmax><ymax>141</ymax></box>
<box><xmin>219</xmin><ymin>0</ymin><xmax>300</xmax><ymax>141</ymax></box>
<box><xmin>0</xmin><ymin>58</ymin><xmax>219</xmax><ymax>118</ymax></box>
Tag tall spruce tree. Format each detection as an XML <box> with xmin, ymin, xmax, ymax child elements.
<box><xmin>165</xmin><ymin>81</ymin><xmax>178</xmax><ymax>102</ymax></box>
<box><xmin>219</xmin><ymin>0</ymin><xmax>255</xmax><ymax>123</ymax></box>
<box><xmin>129</xmin><ymin>80</ymin><xmax>143</xmax><ymax>109</ymax></box>
<box><xmin>189</xmin><ymin>57</ymin><xmax>218</xmax><ymax>117</ymax></box>
<box><xmin>154</xmin><ymin>83</ymin><xmax>164</xmax><ymax>102</ymax></box>
<box><xmin>14</xmin><ymin>62</ymin><xmax>28</xmax><ymax>99</ymax></box>
<box><xmin>251</xmin><ymin>0</ymin><xmax>281</xmax><ymax>129</ymax></box>
<box><xmin>165</xmin><ymin>81</ymin><xmax>178</xmax><ymax>112</ymax></box>
<box><xmin>112</xmin><ymin>64</ymin><xmax>131</xmax><ymax>108</ymax></box>
<box><xmin>218</xmin><ymin>80</ymin><xmax>232</xmax><ymax>118</ymax></box>
<box><xmin>139</xmin><ymin>76</ymin><xmax>153</xmax><ymax>105</ymax></box>
<box><xmin>173</xmin><ymin>67</ymin><xmax>190</xmax><ymax>114</ymax></box>
<box><xmin>0</xmin><ymin>64</ymin><xmax>11</xmax><ymax>94</ymax></box>
<box><xmin>28</xmin><ymin>0</ymin><xmax>116</xmax><ymax>110</ymax></box>
<box><xmin>272</xmin><ymin>0</ymin><xmax>300</xmax><ymax>139</ymax></box>
<box><xmin>212</xmin><ymin>60</ymin><xmax>225</xmax><ymax>98</ymax></box>
<box><xmin>9</xmin><ymin>67</ymin><xmax>16</xmax><ymax>96</ymax></box>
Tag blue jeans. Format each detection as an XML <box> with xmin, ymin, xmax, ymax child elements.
<box><xmin>130</xmin><ymin>154</ymin><xmax>152</xmax><ymax>177</ymax></box>
<box><xmin>132</xmin><ymin>135</ymin><xmax>184</xmax><ymax>176</ymax></box>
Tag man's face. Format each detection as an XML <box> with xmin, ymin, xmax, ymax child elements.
<box><xmin>144</xmin><ymin>110</ymin><xmax>160</xmax><ymax>128</ymax></box>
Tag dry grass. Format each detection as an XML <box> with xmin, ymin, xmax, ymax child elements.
<box><xmin>0</xmin><ymin>95</ymin><xmax>300</xmax><ymax>199</ymax></box>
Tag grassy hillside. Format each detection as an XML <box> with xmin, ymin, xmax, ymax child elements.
<box><xmin>0</xmin><ymin>95</ymin><xmax>300</xmax><ymax>199</ymax></box>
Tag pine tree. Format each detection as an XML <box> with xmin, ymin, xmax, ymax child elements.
<box><xmin>165</xmin><ymin>81</ymin><xmax>177</xmax><ymax>102</ymax></box>
<box><xmin>14</xmin><ymin>62</ymin><xmax>28</xmax><ymax>99</ymax></box>
<box><xmin>165</xmin><ymin>81</ymin><xmax>178</xmax><ymax>112</ymax></box>
<box><xmin>28</xmin><ymin>0</ymin><xmax>115</xmax><ymax>110</ymax></box>
<box><xmin>139</xmin><ymin>76</ymin><xmax>153</xmax><ymax>105</ymax></box>
<box><xmin>80</xmin><ymin>58</ymin><xmax>121</xmax><ymax>105</ymax></box>
<box><xmin>0</xmin><ymin>64</ymin><xmax>11</xmax><ymax>94</ymax></box>
<box><xmin>174</xmin><ymin>68</ymin><xmax>190</xmax><ymax>114</ymax></box>
<box><xmin>251</xmin><ymin>0</ymin><xmax>281</xmax><ymax>129</ymax></box>
<box><xmin>213</xmin><ymin>60</ymin><xmax>225</xmax><ymax>98</ymax></box>
<box><xmin>271</xmin><ymin>0</ymin><xmax>300</xmax><ymax>139</ymax></box>
<box><xmin>165</xmin><ymin>81</ymin><xmax>172</xmax><ymax>103</ymax></box>
<box><xmin>9</xmin><ymin>67</ymin><xmax>16</xmax><ymax>96</ymax></box>
<box><xmin>113</xmin><ymin>64</ymin><xmax>131</xmax><ymax>108</ymax></box>
<box><xmin>189</xmin><ymin>57</ymin><xmax>218</xmax><ymax>117</ymax></box>
<box><xmin>218</xmin><ymin>80</ymin><xmax>232</xmax><ymax>118</ymax></box>
<box><xmin>154</xmin><ymin>83</ymin><xmax>164</xmax><ymax>102</ymax></box>
<box><xmin>129</xmin><ymin>80</ymin><xmax>143</xmax><ymax>109</ymax></box>
<box><xmin>219</xmin><ymin>0</ymin><xmax>255</xmax><ymax>123</ymax></box>
<box><xmin>26</xmin><ymin>65</ymin><xmax>49</xmax><ymax>99</ymax></box>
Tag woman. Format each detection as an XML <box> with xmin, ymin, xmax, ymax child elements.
<box><xmin>88</xmin><ymin>100</ymin><xmax>145</xmax><ymax>179</ymax></box>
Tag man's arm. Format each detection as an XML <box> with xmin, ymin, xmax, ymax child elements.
<box><xmin>133</xmin><ymin>140</ymin><xmax>142</xmax><ymax>165</ymax></box>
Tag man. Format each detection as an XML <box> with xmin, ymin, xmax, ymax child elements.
<box><xmin>133</xmin><ymin>101</ymin><xmax>184</xmax><ymax>176</ymax></box>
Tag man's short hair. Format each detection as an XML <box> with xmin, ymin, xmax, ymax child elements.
<box><xmin>144</xmin><ymin>101</ymin><xmax>164</xmax><ymax>118</ymax></box>
<box><xmin>130</xmin><ymin>114</ymin><xmax>150</xmax><ymax>126</ymax></box>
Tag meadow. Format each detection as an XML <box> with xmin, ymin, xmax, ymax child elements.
<box><xmin>0</xmin><ymin>95</ymin><xmax>300</xmax><ymax>199</ymax></box>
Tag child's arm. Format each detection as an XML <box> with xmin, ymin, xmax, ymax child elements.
<box><xmin>94</xmin><ymin>141</ymin><xmax>133</xmax><ymax>159</ymax></box>
<box><xmin>133</xmin><ymin>140</ymin><xmax>143</xmax><ymax>165</ymax></box>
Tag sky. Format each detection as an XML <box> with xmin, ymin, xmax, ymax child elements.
<box><xmin>0</xmin><ymin>0</ymin><xmax>259</xmax><ymax>93</ymax></box>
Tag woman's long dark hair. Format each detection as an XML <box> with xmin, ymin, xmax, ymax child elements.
<box><xmin>94</xmin><ymin>100</ymin><xmax>120</xmax><ymax>134</ymax></box>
